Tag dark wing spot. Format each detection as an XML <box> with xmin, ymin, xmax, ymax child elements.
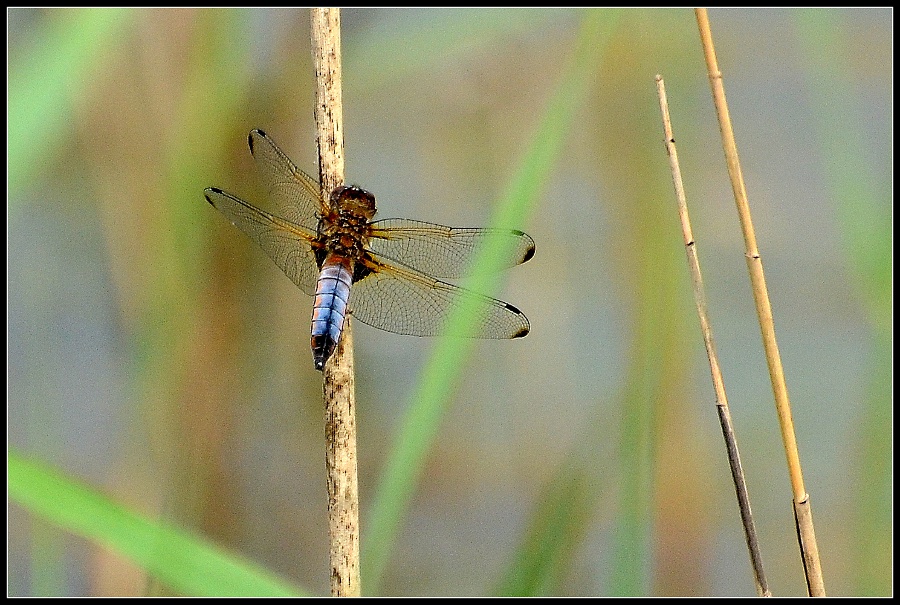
<box><xmin>505</xmin><ymin>303</ymin><xmax>531</xmax><ymax>338</ymax></box>
<box><xmin>248</xmin><ymin>129</ymin><xmax>268</xmax><ymax>154</ymax></box>
<box><xmin>522</xmin><ymin>244</ymin><xmax>535</xmax><ymax>264</ymax></box>
<box><xmin>510</xmin><ymin>230</ymin><xmax>536</xmax><ymax>264</ymax></box>
<box><xmin>352</xmin><ymin>260</ymin><xmax>374</xmax><ymax>283</ymax></box>
<box><xmin>315</xmin><ymin>248</ymin><xmax>329</xmax><ymax>270</ymax></box>
<box><xmin>505</xmin><ymin>302</ymin><xmax>523</xmax><ymax>315</ymax></box>
<box><xmin>204</xmin><ymin>187</ymin><xmax>223</xmax><ymax>206</ymax></box>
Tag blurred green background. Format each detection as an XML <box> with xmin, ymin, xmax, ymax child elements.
<box><xmin>7</xmin><ymin>7</ymin><xmax>891</xmax><ymax>597</ymax></box>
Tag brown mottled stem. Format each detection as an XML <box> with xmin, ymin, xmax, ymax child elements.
<box><xmin>311</xmin><ymin>7</ymin><xmax>361</xmax><ymax>597</ymax></box>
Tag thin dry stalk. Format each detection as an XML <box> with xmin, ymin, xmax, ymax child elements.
<box><xmin>311</xmin><ymin>7</ymin><xmax>361</xmax><ymax>597</ymax></box>
<box><xmin>656</xmin><ymin>74</ymin><xmax>770</xmax><ymax>597</ymax></box>
<box><xmin>694</xmin><ymin>8</ymin><xmax>825</xmax><ymax>596</ymax></box>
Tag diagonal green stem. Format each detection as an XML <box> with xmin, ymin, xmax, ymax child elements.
<box><xmin>361</xmin><ymin>9</ymin><xmax>623</xmax><ymax>594</ymax></box>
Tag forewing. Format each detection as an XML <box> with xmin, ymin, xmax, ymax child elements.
<box><xmin>247</xmin><ymin>129</ymin><xmax>325</xmax><ymax>231</ymax></box>
<box><xmin>349</xmin><ymin>258</ymin><xmax>530</xmax><ymax>339</ymax></box>
<box><xmin>368</xmin><ymin>219</ymin><xmax>535</xmax><ymax>279</ymax></box>
<box><xmin>204</xmin><ymin>187</ymin><xmax>320</xmax><ymax>296</ymax></box>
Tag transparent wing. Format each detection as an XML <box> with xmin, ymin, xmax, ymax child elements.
<box><xmin>247</xmin><ymin>128</ymin><xmax>325</xmax><ymax>231</ymax></box>
<box><xmin>368</xmin><ymin>219</ymin><xmax>535</xmax><ymax>279</ymax></box>
<box><xmin>204</xmin><ymin>187</ymin><xmax>320</xmax><ymax>296</ymax></box>
<box><xmin>349</xmin><ymin>257</ymin><xmax>530</xmax><ymax>339</ymax></box>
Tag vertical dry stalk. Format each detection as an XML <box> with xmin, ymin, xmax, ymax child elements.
<box><xmin>694</xmin><ymin>8</ymin><xmax>825</xmax><ymax>596</ymax></box>
<box><xmin>656</xmin><ymin>74</ymin><xmax>770</xmax><ymax>597</ymax></box>
<box><xmin>311</xmin><ymin>7</ymin><xmax>361</xmax><ymax>597</ymax></box>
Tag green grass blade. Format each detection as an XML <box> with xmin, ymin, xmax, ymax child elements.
<box><xmin>793</xmin><ymin>10</ymin><xmax>890</xmax><ymax>326</ymax></box>
<box><xmin>494</xmin><ymin>458</ymin><xmax>596</xmax><ymax>596</ymax></box>
<box><xmin>9</xmin><ymin>450</ymin><xmax>307</xmax><ymax>597</ymax></box>
<box><xmin>793</xmin><ymin>9</ymin><xmax>892</xmax><ymax>596</ymax></box>
<box><xmin>362</xmin><ymin>9</ymin><xmax>623</xmax><ymax>594</ymax></box>
<box><xmin>8</xmin><ymin>8</ymin><xmax>135</xmax><ymax>198</ymax></box>
<box><xmin>345</xmin><ymin>8</ymin><xmax>571</xmax><ymax>92</ymax></box>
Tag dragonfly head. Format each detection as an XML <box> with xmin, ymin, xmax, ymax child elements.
<box><xmin>330</xmin><ymin>185</ymin><xmax>377</xmax><ymax>221</ymax></box>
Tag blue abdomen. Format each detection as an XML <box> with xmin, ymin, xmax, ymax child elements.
<box><xmin>310</xmin><ymin>255</ymin><xmax>353</xmax><ymax>370</ymax></box>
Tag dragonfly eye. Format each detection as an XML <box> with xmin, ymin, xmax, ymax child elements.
<box><xmin>331</xmin><ymin>185</ymin><xmax>377</xmax><ymax>220</ymax></box>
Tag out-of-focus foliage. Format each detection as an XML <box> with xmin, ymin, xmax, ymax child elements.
<box><xmin>8</xmin><ymin>8</ymin><xmax>891</xmax><ymax>597</ymax></box>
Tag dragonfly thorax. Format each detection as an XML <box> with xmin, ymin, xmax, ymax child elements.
<box><xmin>318</xmin><ymin>184</ymin><xmax>377</xmax><ymax>260</ymax></box>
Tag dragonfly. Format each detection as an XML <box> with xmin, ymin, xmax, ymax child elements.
<box><xmin>204</xmin><ymin>129</ymin><xmax>534</xmax><ymax>371</ymax></box>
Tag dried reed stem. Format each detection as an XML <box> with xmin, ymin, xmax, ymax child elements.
<box><xmin>311</xmin><ymin>7</ymin><xmax>361</xmax><ymax>597</ymax></box>
<box><xmin>656</xmin><ymin>74</ymin><xmax>770</xmax><ymax>597</ymax></box>
<box><xmin>694</xmin><ymin>8</ymin><xmax>825</xmax><ymax>596</ymax></box>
